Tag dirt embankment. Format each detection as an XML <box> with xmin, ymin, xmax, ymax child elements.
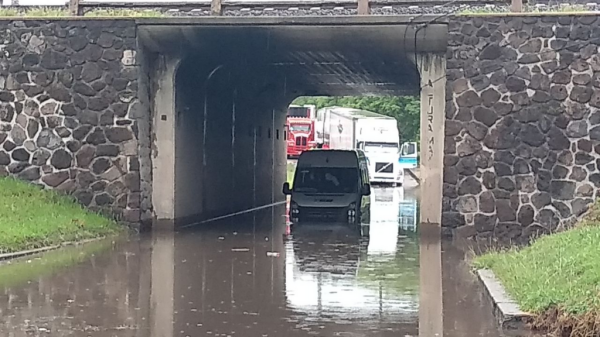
<box><xmin>531</xmin><ymin>307</ymin><xmax>600</xmax><ymax>337</ymax></box>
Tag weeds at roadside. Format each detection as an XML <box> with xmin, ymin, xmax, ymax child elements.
<box><xmin>84</xmin><ymin>9</ymin><xmax>164</xmax><ymax>17</ymax></box>
<box><xmin>458</xmin><ymin>4</ymin><xmax>597</xmax><ymax>15</ymax></box>
<box><xmin>287</xmin><ymin>161</ymin><xmax>296</xmax><ymax>187</ymax></box>
<box><xmin>532</xmin><ymin>306</ymin><xmax>600</xmax><ymax>337</ymax></box>
<box><xmin>0</xmin><ymin>7</ymin><xmax>165</xmax><ymax>17</ymax></box>
<box><xmin>0</xmin><ymin>8</ymin><xmax>19</xmax><ymax>16</ymax></box>
<box><xmin>577</xmin><ymin>201</ymin><xmax>600</xmax><ymax>228</ymax></box>
<box><xmin>0</xmin><ymin>7</ymin><xmax>68</xmax><ymax>17</ymax></box>
<box><xmin>25</xmin><ymin>7</ymin><xmax>69</xmax><ymax>17</ymax></box>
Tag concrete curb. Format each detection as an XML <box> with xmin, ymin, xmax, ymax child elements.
<box><xmin>476</xmin><ymin>269</ymin><xmax>535</xmax><ymax>331</ymax></box>
<box><xmin>0</xmin><ymin>237</ymin><xmax>110</xmax><ymax>262</ymax></box>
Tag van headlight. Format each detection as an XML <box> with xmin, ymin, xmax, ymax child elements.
<box><xmin>347</xmin><ymin>202</ymin><xmax>357</xmax><ymax>216</ymax></box>
<box><xmin>291</xmin><ymin>201</ymin><xmax>299</xmax><ymax>214</ymax></box>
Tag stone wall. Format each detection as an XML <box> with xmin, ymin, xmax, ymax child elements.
<box><xmin>0</xmin><ymin>19</ymin><xmax>144</xmax><ymax>224</ymax></box>
<box><xmin>444</xmin><ymin>15</ymin><xmax>600</xmax><ymax>242</ymax></box>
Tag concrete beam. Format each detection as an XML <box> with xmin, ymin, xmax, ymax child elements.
<box><xmin>138</xmin><ymin>23</ymin><xmax>448</xmax><ymax>54</ymax></box>
<box><xmin>135</xmin><ymin>15</ymin><xmax>449</xmax><ymax>26</ymax></box>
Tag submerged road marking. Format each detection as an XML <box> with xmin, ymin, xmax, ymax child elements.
<box><xmin>179</xmin><ymin>201</ymin><xmax>287</xmax><ymax>229</ymax></box>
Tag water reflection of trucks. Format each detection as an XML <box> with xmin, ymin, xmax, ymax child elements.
<box><xmin>315</xmin><ymin>107</ymin><xmax>417</xmax><ymax>186</ymax></box>
<box><xmin>284</xmin><ymin>212</ymin><xmax>419</xmax><ymax>324</ymax></box>
<box><xmin>286</xmin><ymin>104</ymin><xmax>317</xmax><ymax>158</ymax></box>
<box><xmin>369</xmin><ymin>187</ymin><xmax>418</xmax><ymax>232</ymax></box>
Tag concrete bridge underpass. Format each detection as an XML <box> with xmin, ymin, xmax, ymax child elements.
<box><xmin>139</xmin><ymin>16</ymin><xmax>447</xmax><ymax>228</ymax></box>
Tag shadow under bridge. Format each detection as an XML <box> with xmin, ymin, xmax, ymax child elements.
<box><xmin>137</xmin><ymin>16</ymin><xmax>448</xmax><ymax>228</ymax></box>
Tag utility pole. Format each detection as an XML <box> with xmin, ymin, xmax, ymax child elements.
<box><xmin>358</xmin><ymin>0</ymin><xmax>370</xmax><ymax>14</ymax></box>
<box><xmin>211</xmin><ymin>0</ymin><xmax>222</xmax><ymax>15</ymax></box>
<box><xmin>69</xmin><ymin>0</ymin><xmax>80</xmax><ymax>16</ymax></box>
<box><xmin>511</xmin><ymin>0</ymin><xmax>523</xmax><ymax>12</ymax></box>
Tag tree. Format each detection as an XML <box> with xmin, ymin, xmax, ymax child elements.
<box><xmin>292</xmin><ymin>96</ymin><xmax>421</xmax><ymax>143</ymax></box>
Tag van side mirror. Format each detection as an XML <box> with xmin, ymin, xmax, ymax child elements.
<box><xmin>361</xmin><ymin>184</ymin><xmax>371</xmax><ymax>196</ymax></box>
<box><xmin>283</xmin><ymin>182</ymin><xmax>292</xmax><ymax>195</ymax></box>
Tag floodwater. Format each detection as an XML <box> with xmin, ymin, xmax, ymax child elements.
<box><xmin>0</xmin><ymin>186</ymin><xmax>525</xmax><ymax>337</ymax></box>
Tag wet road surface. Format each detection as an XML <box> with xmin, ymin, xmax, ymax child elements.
<box><xmin>0</xmin><ymin>186</ymin><xmax>522</xmax><ymax>337</ymax></box>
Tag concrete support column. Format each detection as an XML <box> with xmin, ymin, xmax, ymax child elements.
<box><xmin>152</xmin><ymin>55</ymin><xmax>179</xmax><ymax>225</ymax></box>
<box><xmin>418</xmin><ymin>53</ymin><xmax>446</xmax><ymax>225</ymax></box>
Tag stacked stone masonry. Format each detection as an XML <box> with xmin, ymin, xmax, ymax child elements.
<box><xmin>3</xmin><ymin>16</ymin><xmax>600</xmax><ymax>235</ymax></box>
<box><xmin>445</xmin><ymin>15</ymin><xmax>600</xmax><ymax>242</ymax></box>
<box><xmin>0</xmin><ymin>20</ymin><xmax>144</xmax><ymax>224</ymax></box>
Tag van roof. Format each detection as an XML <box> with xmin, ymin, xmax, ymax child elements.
<box><xmin>297</xmin><ymin>149</ymin><xmax>364</xmax><ymax>167</ymax></box>
<box><xmin>321</xmin><ymin>106</ymin><xmax>395</xmax><ymax>120</ymax></box>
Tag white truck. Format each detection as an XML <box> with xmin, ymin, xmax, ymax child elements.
<box><xmin>317</xmin><ymin>106</ymin><xmax>408</xmax><ymax>186</ymax></box>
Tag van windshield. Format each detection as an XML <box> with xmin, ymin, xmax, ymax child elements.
<box><xmin>293</xmin><ymin>167</ymin><xmax>359</xmax><ymax>194</ymax></box>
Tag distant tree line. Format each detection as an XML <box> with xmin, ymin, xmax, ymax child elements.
<box><xmin>292</xmin><ymin>96</ymin><xmax>421</xmax><ymax>143</ymax></box>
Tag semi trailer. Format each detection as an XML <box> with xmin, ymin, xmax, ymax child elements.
<box><xmin>316</xmin><ymin>106</ymin><xmax>417</xmax><ymax>186</ymax></box>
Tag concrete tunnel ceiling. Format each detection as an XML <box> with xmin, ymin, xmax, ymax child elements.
<box><xmin>138</xmin><ymin>17</ymin><xmax>448</xmax><ymax>96</ymax></box>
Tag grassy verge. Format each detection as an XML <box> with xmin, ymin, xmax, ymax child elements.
<box><xmin>473</xmin><ymin>201</ymin><xmax>600</xmax><ymax>336</ymax></box>
<box><xmin>459</xmin><ymin>4</ymin><xmax>593</xmax><ymax>15</ymax></box>
<box><xmin>84</xmin><ymin>9</ymin><xmax>165</xmax><ymax>17</ymax></box>
<box><xmin>0</xmin><ymin>177</ymin><xmax>123</xmax><ymax>254</ymax></box>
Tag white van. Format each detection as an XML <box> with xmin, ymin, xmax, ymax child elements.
<box><xmin>283</xmin><ymin>149</ymin><xmax>371</xmax><ymax>226</ymax></box>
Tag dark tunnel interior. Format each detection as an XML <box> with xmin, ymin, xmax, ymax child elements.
<box><xmin>139</xmin><ymin>19</ymin><xmax>446</xmax><ymax>225</ymax></box>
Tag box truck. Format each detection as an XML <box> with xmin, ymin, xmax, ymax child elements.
<box><xmin>317</xmin><ymin>106</ymin><xmax>413</xmax><ymax>186</ymax></box>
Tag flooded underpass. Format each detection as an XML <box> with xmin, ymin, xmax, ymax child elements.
<box><xmin>0</xmin><ymin>187</ymin><xmax>524</xmax><ymax>337</ymax></box>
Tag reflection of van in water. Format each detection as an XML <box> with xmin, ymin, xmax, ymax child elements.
<box><xmin>283</xmin><ymin>149</ymin><xmax>371</xmax><ymax>226</ymax></box>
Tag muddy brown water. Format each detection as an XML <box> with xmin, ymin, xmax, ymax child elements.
<box><xmin>0</xmin><ymin>187</ymin><xmax>538</xmax><ymax>337</ymax></box>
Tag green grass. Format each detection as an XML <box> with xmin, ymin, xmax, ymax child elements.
<box><xmin>287</xmin><ymin>162</ymin><xmax>296</xmax><ymax>187</ymax></box>
<box><xmin>474</xmin><ymin>224</ymin><xmax>600</xmax><ymax>314</ymax></box>
<box><xmin>25</xmin><ymin>7</ymin><xmax>69</xmax><ymax>16</ymax></box>
<box><xmin>0</xmin><ymin>7</ymin><xmax>164</xmax><ymax>17</ymax></box>
<box><xmin>459</xmin><ymin>4</ymin><xmax>594</xmax><ymax>15</ymax></box>
<box><xmin>0</xmin><ymin>177</ymin><xmax>123</xmax><ymax>254</ymax></box>
<box><xmin>84</xmin><ymin>9</ymin><xmax>164</xmax><ymax>17</ymax></box>
<box><xmin>0</xmin><ymin>7</ymin><xmax>68</xmax><ymax>16</ymax></box>
<box><xmin>0</xmin><ymin>8</ymin><xmax>19</xmax><ymax>16</ymax></box>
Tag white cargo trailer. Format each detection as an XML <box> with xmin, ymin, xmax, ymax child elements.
<box><xmin>319</xmin><ymin>107</ymin><xmax>406</xmax><ymax>185</ymax></box>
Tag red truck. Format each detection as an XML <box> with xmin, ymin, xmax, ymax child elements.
<box><xmin>286</xmin><ymin>105</ymin><xmax>316</xmax><ymax>158</ymax></box>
